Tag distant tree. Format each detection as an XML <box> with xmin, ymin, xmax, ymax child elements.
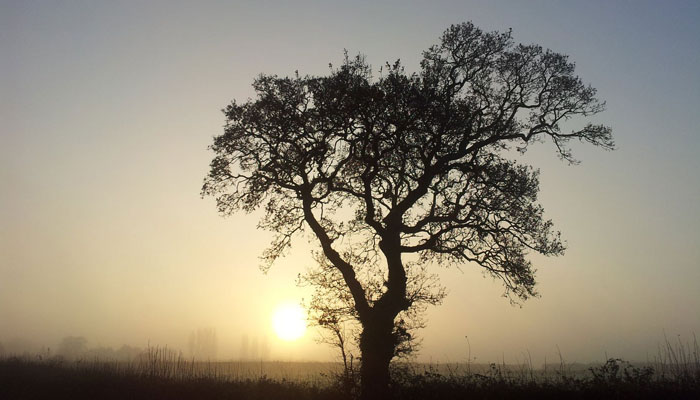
<box><xmin>260</xmin><ymin>335</ymin><xmax>270</xmax><ymax>360</ymax></box>
<box><xmin>203</xmin><ymin>22</ymin><xmax>613</xmax><ymax>399</ymax></box>
<box><xmin>84</xmin><ymin>346</ymin><xmax>116</xmax><ymax>360</ymax></box>
<box><xmin>2</xmin><ymin>337</ymin><xmax>35</xmax><ymax>356</ymax></box>
<box><xmin>57</xmin><ymin>336</ymin><xmax>88</xmax><ymax>360</ymax></box>
<box><xmin>188</xmin><ymin>328</ymin><xmax>218</xmax><ymax>360</ymax></box>
<box><xmin>115</xmin><ymin>344</ymin><xmax>143</xmax><ymax>361</ymax></box>
<box><xmin>240</xmin><ymin>334</ymin><xmax>249</xmax><ymax>360</ymax></box>
<box><xmin>250</xmin><ymin>336</ymin><xmax>259</xmax><ymax>360</ymax></box>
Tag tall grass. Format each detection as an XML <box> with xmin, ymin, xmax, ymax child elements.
<box><xmin>651</xmin><ymin>333</ymin><xmax>700</xmax><ymax>382</ymax></box>
<box><xmin>386</xmin><ymin>335</ymin><xmax>700</xmax><ymax>399</ymax></box>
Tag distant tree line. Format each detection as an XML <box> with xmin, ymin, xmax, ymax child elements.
<box><xmin>0</xmin><ymin>336</ymin><xmax>173</xmax><ymax>361</ymax></box>
<box><xmin>55</xmin><ymin>336</ymin><xmax>144</xmax><ymax>361</ymax></box>
<box><xmin>188</xmin><ymin>328</ymin><xmax>218</xmax><ymax>360</ymax></box>
<box><xmin>239</xmin><ymin>334</ymin><xmax>270</xmax><ymax>361</ymax></box>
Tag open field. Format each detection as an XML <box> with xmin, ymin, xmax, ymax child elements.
<box><xmin>2</xmin><ymin>341</ymin><xmax>699</xmax><ymax>400</ymax></box>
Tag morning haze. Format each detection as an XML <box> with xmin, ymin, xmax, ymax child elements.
<box><xmin>1</xmin><ymin>0</ymin><xmax>698</xmax><ymax>369</ymax></box>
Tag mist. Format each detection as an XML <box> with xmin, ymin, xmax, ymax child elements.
<box><xmin>2</xmin><ymin>0</ymin><xmax>699</xmax><ymax>369</ymax></box>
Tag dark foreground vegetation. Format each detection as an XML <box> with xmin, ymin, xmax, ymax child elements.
<box><xmin>387</xmin><ymin>359</ymin><xmax>700</xmax><ymax>400</ymax></box>
<box><xmin>2</xmin><ymin>358</ymin><xmax>699</xmax><ymax>400</ymax></box>
<box><xmin>0</xmin><ymin>357</ymin><xmax>346</xmax><ymax>400</ymax></box>
<box><xmin>2</xmin><ymin>341</ymin><xmax>699</xmax><ymax>400</ymax></box>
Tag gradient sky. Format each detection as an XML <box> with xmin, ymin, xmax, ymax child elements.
<box><xmin>2</xmin><ymin>0</ymin><xmax>699</xmax><ymax>364</ymax></box>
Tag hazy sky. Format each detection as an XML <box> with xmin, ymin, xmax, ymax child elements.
<box><xmin>2</xmin><ymin>0</ymin><xmax>699</xmax><ymax>364</ymax></box>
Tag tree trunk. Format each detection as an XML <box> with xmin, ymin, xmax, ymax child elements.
<box><xmin>359</xmin><ymin>318</ymin><xmax>395</xmax><ymax>400</ymax></box>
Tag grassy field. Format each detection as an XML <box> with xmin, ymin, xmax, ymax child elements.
<box><xmin>1</xmin><ymin>340</ymin><xmax>699</xmax><ymax>399</ymax></box>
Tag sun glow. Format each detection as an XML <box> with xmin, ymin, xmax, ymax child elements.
<box><xmin>272</xmin><ymin>303</ymin><xmax>307</xmax><ymax>341</ymax></box>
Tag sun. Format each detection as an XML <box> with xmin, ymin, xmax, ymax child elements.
<box><xmin>272</xmin><ymin>302</ymin><xmax>307</xmax><ymax>341</ymax></box>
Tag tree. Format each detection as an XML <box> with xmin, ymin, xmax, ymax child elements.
<box><xmin>188</xmin><ymin>328</ymin><xmax>218</xmax><ymax>360</ymax></box>
<box><xmin>203</xmin><ymin>22</ymin><xmax>613</xmax><ymax>399</ymax></box>
<box><xmin>57</xmin><ymin>336</ymin><xmax>88</xmax><ymax>360</ymax></box>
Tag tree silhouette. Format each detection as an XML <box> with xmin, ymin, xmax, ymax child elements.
<box><xmin>203</xmin><ymin>22</ymin><xmax>613</xmax><ymax>399</ymax></box>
